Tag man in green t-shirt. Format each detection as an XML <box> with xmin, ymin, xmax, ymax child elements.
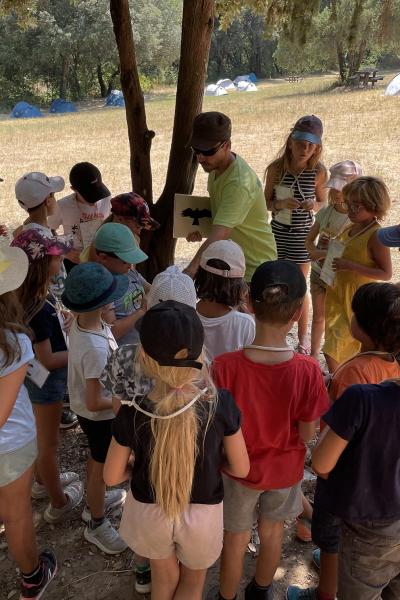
<box><xmin>185</xmin><ymin>112</ymin><xmax>276</xmax><ymax>281</ymax></box>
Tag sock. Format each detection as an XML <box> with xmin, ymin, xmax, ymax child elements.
<box><xmin>245</xmin><ymin>578</ymin><xmax>271</xmax><ymax>600</ymax></box>
<box><xmin>89</xmin><ymin>515</ymin><xmax>106</xmax><ymax>530</ymax></box>
<box><xmin>136</xmin><ymin>563</ymin><xmax>150</xmax><ymax>573</ymax></box>
<box><xmin>317</xmin><ymin>591</ymin><xmax>335</xmax><ymax>600</ymax></box>
<box><xmin>22</xmin><ymin>563</ymin><xmax>43</xmax><ymax>586</ymax></box>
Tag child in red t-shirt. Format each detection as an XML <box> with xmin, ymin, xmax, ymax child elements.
<box><xmin>212</xmin><ymin>260</ymin><xmax>329</xmax><ymax>600</ymax></box>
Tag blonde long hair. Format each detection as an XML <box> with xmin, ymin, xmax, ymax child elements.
<box><xmin>139</xmin><ymin>349</ymin><xmax>216</xmax><ymax>520</ymax></box>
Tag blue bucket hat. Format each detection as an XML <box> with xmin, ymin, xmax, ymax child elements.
<box><xmin>377</xmin><ymin>224</ymin><xmax>400</xmax><ymax>247</ymax></box>
<box><xmin>94</xmin><ymin>222</ymin><xmax>148</xmax><ymax>265</ymax></box>
<box><xmin>61</xmin><ymin>262</ymin><xmax>129</xmax><ymax>312</ymax></box>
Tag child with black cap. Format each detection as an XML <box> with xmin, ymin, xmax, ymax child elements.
<box><xmin>48</xmin><ymin>162</ymin><xmax>111</xmax><ymax>272</ymax></box>
<box><xmin>104</xmin><ymin>300</ymin><xmax>249</xmax><ymax>600</ymax></box>
<box><xmin>212</xmin><ymin>260</ymin><xmax>329</xmax><ymax>600</ymax></box>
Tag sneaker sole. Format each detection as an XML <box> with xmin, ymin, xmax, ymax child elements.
<box><xmin>59</xmin><ymin>420</ymin><xmax>78</xmax><ymax>429</ymax></box>
<box><xmin>20</xmin><ymin>564</ymin><xmax>58</xmax><ymax>600</ymax></box>
<box><xmin>135</xmin><ymin>582</ymin><xmax>151</xmax><ymax>594</ymax></box>
<box><xmin>83</xmin><ymin>527</ymin><xmax>127</xmax><ymax>555</ymax></box>
<box><xmin>81</xmin><ymin>491</ymin><xmax>127</xmax><ymax>524</ymax></box>
<box><xmin>43</xmin><ymin>484</ymin><xmax>84</xmax><ymax>523</ymax></box>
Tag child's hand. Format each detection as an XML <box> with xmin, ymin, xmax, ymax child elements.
<box><xmin>65</xmin><ymin>248</ymin><xmax>81</xmax><ymax>263</ymax></box>
<box><xmin>139</xmin><ymin>297</ymin><xmax>147</xmax><ymax>313</ymax></box>
<box><xmin>275</xmin><ymin>197</ymin><xmax>301</xmax><ymax>210</ymax></box>
<box><xmin>186</xmin><ymin>231</ymin><xmax>202</xmax><ymax>242</ymax></box>
<box><xmin>302</xmin><ymin>199</ymin><xmax>316</xmax><ymax>211</ymax></box>
<box><xmin>61</xmin><ymin>310</ymin><xmax>74</xmax><ymax>334</ymax></box>
<box><xmin>332</xmin><ymin>258</ymin><xmax>353</xmax><ymax>272</ymax></box>
<box><xmin>309</xmin><ymin>248</ymin><xmax>327</xmax><ymax>262</ymax></box>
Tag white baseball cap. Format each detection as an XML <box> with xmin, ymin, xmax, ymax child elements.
<box><xmin>0</xmin><ymin>245</ymin><xmax>29</xmax><ymax>295</ymax></box>
<box><xmin>200</xmin><ymin>239</ymin><xmax>246</xmax><ymax>278</ymax></box>
<box><xmin>326</xmin><ymin>160</ymin><xmax>363</xmax><ymax>191</ymax></box>
<box><xmin>147</xmin><ymin>266</ymin><xmax>197</xmax><ymax>309</ymax></box>
<box><xmin>15</xmin><ymin>171</ymin><xmax>65</xmax><ymax>210</ymax></box>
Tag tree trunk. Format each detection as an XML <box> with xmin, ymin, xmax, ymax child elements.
<box><xmin>141</xmin><ymin>0</ymin><xmax>215</xmax><ymax>279</ymax></box>
<box><xmin>110</xmin><ymin>0</ymin><xmax>154</xmax><ymax>203</ymax></box>
<box><xmin>97</xmin><ymin>62</ymin><xmax>107</xmax><ymax>97</ymax></box>
<box><xmin>106</xmin><ymin>68</ymin><xmax>120</xmax><ymax>96</ymax></box>
<box><xmin>336</xmin><ymin>40</ymin><xmax>346</xmax><ymax>82</ymax></box>
<box><xmin>59</xmin><ymin>54</ymin><xmax>70</xmax><ymax>98</ymax></box>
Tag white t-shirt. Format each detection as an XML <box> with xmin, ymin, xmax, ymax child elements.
<box><xmin>68</xmin><ymin>319</ymin><xmax>117</xmax><ymax>421</ymax></box>
<box><xmin>0</xmin><ymin>333</ymin><xmax>36</xmax><ymax>454</ymax></box>
<box><xmin>48</xmin><ymin>192</ymin><xmax>111</xmax><ymax>250</ymax></box>
<box><xmin>198</xmin><ymin>310</ymin><xmax>255</xmax><ymax>363</ymax></box>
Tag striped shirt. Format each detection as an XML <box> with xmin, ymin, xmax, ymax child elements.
<box><xmin>272</xmin><ymin>169</ymin><xmax>317</xmax><ymax>229</ymax></box>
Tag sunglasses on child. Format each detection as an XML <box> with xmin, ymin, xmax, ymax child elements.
<box><xmin>191</xmin><ymin>141</ymin><xmax>226</xmax><ymax>157</ymax></box>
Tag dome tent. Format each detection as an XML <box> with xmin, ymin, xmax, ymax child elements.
<box><xmin>236</xmin><ymin>81</ymin><xmax>257</xmax><ymax>92</ymax></box>
<box><xmin>384</xmin><ymin>74</ymin><xmax>400</xmax><ymax>96</ymax></box>
<box><xmin>50</xmin><ymin>99</ymin><xmax>77</xmax><ymax>113</ymax></box>
<box><xmin>205</xmin><ymin>84</ymin><xmax>228</xmax><ymax>96</ymax></box>
<box><xmin>216</xmin><ymin>78</ymin><xmax>236</xmax><ymax>91</ymax></box>
<box><xmin>233</xmin><ymin>74</ymin><xmax>257</xmax><ymax>85</ymax></box>
<box><xmin>11</xmin><ymin>101</ymin><xmax>43</xmax><ymax>119</ymax></box>
<box><xmin>105</xmin><ymin>90</ymin><xmax>125</xmax><ymax>107</ymax></box>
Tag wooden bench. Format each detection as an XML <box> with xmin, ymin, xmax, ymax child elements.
<box><xmin>286</xmin><ymin>75</ymin><xmax>303</xmax><ymax>83</ymax></box>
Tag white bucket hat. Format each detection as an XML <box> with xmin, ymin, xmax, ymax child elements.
<box><xmin>147</xmin><ymin>266</ymin><xmax>197</xmax><ymax>309</ymax></box>
<box><xmin>15</xmin><ymin>171</ymin><xmax>65</xmax><ymax>210</ymax></box>
<box><xmin>0</xmin><ymin>245</ymin><xmax>29</xmax><ymax>295</ymax></box>
<box><xmin>200</xmin><ymin>239</ymin><xmax>246</xmax><ymax>278</ymax></box>
<box><xmin>326</xmin><ymin>160</ymin><xmax>363</xmax><ymax>191</ymax></box>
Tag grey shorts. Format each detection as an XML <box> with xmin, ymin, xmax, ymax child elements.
<box><xmin>339</xmin><ymin>520</ymin><xmax>400</xmax><ymax>600</ymax></box>
<box><xmin>310</xmin><ymin>268</ymin><xmax>327</xmax><ymax>295</ymax></box>
<box><xmin>223</xmin><ymin>475</ymin><xmax>303</xmax><ymax>532</ymax></box>
<box><xmin>0</xmin><ymin>438</ymin><xmax>37</xmax><ymax>487</ymax></box>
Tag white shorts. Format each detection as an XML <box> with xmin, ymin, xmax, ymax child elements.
<box><xmin>119</xmin><ymin>491</ymin><xmax>223</xmax><ymax>569</ymax></box>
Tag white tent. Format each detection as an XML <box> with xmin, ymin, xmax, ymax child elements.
<box><xmin>384</xmin><ymin>73</ymin><xmax>400</xmax><ymax>96</ymax></box>
<box><xmin>217</xmin><ymin>78</ymin><xmax>236</xmax><ymax>91</ymax></box>
<box><xmin>236</xmin><ymin>81</ymin><xmax>257</xmax><ymax>92</ymax></box>
<box><xmin>204</xmin><ymin>84</ymin><xmax>228</xmax><ymax>96</ymax></box>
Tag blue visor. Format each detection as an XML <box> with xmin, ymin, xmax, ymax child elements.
<box><xmin>377</xmin><ymin>225</ymin><xmax>400</xmax><ymax>247</ymax></box>
<box><xmin>291</xmin><ymin>130</ymin><xmax>321</xmax><ymax>145</ymax></box>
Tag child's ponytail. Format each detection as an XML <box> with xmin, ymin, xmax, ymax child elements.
<box><xmin>139</xmin><ymin>350</ymin><xmax>216</xmax><ymax>519</ymax></box>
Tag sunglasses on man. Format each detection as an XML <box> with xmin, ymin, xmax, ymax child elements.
<box><xmin>191</xmin><ymin>141</ymin><xmax>226</xmax><ymax>157</ymax></box>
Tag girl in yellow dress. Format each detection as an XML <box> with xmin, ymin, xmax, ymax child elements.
<box><xmin>323</xmin><ymin>176</ymin><xmax>392</xmax><ymax>373</ymax></box>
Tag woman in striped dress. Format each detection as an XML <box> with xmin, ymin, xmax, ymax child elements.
<box><xmin>264</xmin><ymin>115</ymin><xmax>327</xmax><ymax>354</ymax></box>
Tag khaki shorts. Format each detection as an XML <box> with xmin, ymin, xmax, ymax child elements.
<box><xmin>0</xmin><ymin>438</ymin><xmax>37</xmax><ymax>487</ymax></box>
<box><xmin>120</xmin><ymin>491</ymin><xmax>223</xmax><ymax>569</ymax></box>
<box><xmin>310</xmin><ymin>268</ymin><xmax>327</xmax><ymax>296</ymax></box>
<box><xmin>223</xmin><ymin>475</ymin><xmax>303</xmax><ymax>532</ymax></box>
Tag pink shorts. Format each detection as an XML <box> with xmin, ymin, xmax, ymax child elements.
<box><xmin>119</xmin><ymin>491</ymin><xmax>223</xmax><ymax>569</ymax></box>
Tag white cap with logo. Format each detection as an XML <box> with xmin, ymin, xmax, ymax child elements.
<box><xmin>326</xmin><ymin>160</ymin><xmax>363</xmax><ymax>191</ymax></box>
<box><xmin>147</xmin><ymin>266</ymin><xmax>197</xmax><ymax>309</ymax></box>
<box><xmin>200</xmin><ymin>239</ymin><xmax>246</xmax><ymax>278</ymax></box>
<box><xmin>15</xmin><ymin>171</ymin><xmax>65</xmax><ymax>210</ymax></box>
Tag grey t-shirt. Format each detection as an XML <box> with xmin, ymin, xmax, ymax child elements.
<box><xmin>113</xmin><ymin>268</ymin><xmax>146</xmax><ymax>345</ymax></box>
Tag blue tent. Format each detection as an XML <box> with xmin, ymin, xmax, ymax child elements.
<box><xmin>105</xmin><ymin>89</ymin><xmax>125</xmax><ymax>107</ymax></box>
<box><xmin>248</xmin><ymin>72</ymin><xmax>257</xmax><ymax>83</ymax></box>
<box><xmin>50</xmin><ymin>98</ymin><xmax>77</xmax><ymax>114</ymax></box>
<box><xmin>11</xmin><ymin>101</ymin><xmax>43</xmax><ymax>119</ymax></box>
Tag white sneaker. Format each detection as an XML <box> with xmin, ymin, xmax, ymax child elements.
<box><xmin>43</xmin><ymin>480</ymin><xmax>84</xmax><ymax>523</ymax></box>
<box><xmin>81</xmin><ymin>488</ymin><xmax>127</xmax><ymax>524</ymax></box>
<box><xmin>84</xmin><ymin>518</ymin><xmax>127</xmax><ymax>554</ymax></box>
<box><xmin>32</xmin><ymin>471</ymin><xmax>80</xmax><ymax>499</ymax></box>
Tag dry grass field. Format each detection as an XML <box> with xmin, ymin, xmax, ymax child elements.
<box><xmin>0</xmin><ymin>72</ymin><xmax>399</xmax><ymax>276</ymax></box>
<box><xmin>1</xmin><ymin>73</ymin><xmax>400</xmax><ymax>600</ymax></box>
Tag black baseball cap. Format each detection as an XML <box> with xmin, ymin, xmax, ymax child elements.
<box><xmin>70</xmin><ymin>162</ymin><xmax>110</xmax><ymax>204</ymax></box>
<box><xmin>136</xmin><ymin>300</ymin><xmax>204</xmax><ymax>369</ymax></box>
<box><xmin>250</xmin><ymin>260</ymin><xmax>307</xmax><ymax>303</ymax></box>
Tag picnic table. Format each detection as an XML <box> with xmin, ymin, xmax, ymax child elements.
<box><xmin>346</xmin><ymin>69</ymin><xmax>384</xmax><ymax>89</ymax></box>
<box><xmin>286</xmin><ymin>75</ymin><xmax>303</xmax><ymax>83</ymax></box>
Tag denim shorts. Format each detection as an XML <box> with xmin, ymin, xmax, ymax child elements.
<box><xmin>338</xmin><ymin>520</ymin><xmax>400</xmax><ymax>600</ymax></box>
<box><xmin>25</xmin><ymin>367</ymin><xmax>67</xmax><ymax>405</ymax></box>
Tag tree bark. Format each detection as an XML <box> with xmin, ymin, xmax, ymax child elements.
<box><xmin>141</xmin><ymin>0</ymin><xmax>215</xmax><ymax>279</ymax></box>
<box><xmin>97</xmin><ymin>62</ymin><xmax>107</xmax><ymax>97</ymax></box>
<box><xmin>110</xmin><ymin>0</ymin><xmax>154</xmax><ymax>202</ymax></box>
<box><xmin>59</xmin><ymin>54</ymin><xmax>70</xmax><ymax>98</ymax></box>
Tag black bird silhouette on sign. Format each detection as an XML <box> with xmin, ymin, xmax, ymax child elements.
<box><xmin>181</xmin><ymin>207</ymin><xmax>212</xmax><ymax>226</ymax></box>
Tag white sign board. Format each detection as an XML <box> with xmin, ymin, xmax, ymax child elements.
<box><xmin>173</xmin><ymin>194</ymin><xmax>213</xmax><ymax>239</ymax></box>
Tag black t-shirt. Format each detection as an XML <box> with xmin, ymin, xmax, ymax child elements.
<box><xmin>320</xmin><ymin>381</ymin><xmax>400</xmax><ymax>522</ymax></box>
<box><xmin>112</xmin><ymin>388</ymin><xmax>241</xmax><ymax>504</ymax></box>
<box><xmin>29</xmin><ymin>295</ymin><xmax>67</xmax><ymax>353</ymax></box>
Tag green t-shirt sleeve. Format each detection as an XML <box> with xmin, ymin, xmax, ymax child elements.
<box><xmin>212</xmin><ymin>183</ymin><xmax>253</xmax><ymax>229</ymax></box>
